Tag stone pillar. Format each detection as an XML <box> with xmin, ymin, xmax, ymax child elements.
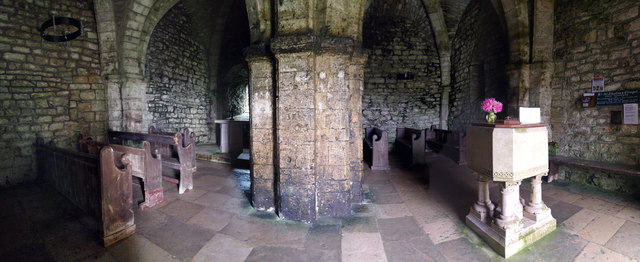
<box><xmin>347</xmin><ymin>50</ymin><xmax>367</xmax><ymax>204</ymax></box>
<box><xmin>245</xmin><ymin>43</ymin><xmax>276</xmax><ymax>211</ymax></box>
<box><xmin>105</xmin><ymin>75</ymin><xmax>123</xmax><ymax>131</ymax></box>
<box><xmin>494</xmin><ymin>181</ymin><xmax>522</xmax><ymax>233</ymax></box>
<box><xmin>439</xmin><ymin>85</ymin><xmax>450</xmax><ymax>129</ymax></box>
<box><xmin>471</xmin><ymin>175</ymin><xmax>495</xmax><ymax>223</ymax></box>
<box><xmin>524</xmin><ymin>174</ymin><xmax>551</xmax><ymax>221</ymax></box>
<box><xmin>271</xmin><ymin>35</ymin><xmax>365</xmax><ymax>222</ymax></box>
<box><xmin>528</xmin><ymin>62</ymin><xmax>554</xmax><ymax>124</ymax></box>
<box><xmin>272</xmin><ymin>35</ymin><xmax>317</xmax><ymax>222</ymax></box>
<box><xmin>120</xmin><ymin>75</ymin><xmax>149</xmax><ymax>132</ymax></box>
<box><xmin>506</xmin><ymin>64</ymin><xmax>530</xmax><ymax>117</ymax></box>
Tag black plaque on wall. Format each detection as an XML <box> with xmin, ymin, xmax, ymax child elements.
<box><xmin>595</xmin><ymin>90</ymin><xmax>640</xmax><ymax>106</ymax></box>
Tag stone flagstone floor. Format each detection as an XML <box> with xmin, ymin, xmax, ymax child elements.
<box><xmin>1</xmin><ymin>153</ymin><xmax>640</xmax><ymax>261</ymax></box>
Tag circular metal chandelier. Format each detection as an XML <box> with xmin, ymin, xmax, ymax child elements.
<box><xmin>39</xmin><ymin>15</ymin><xmax>83</xmax><ymax>42</ymax></box>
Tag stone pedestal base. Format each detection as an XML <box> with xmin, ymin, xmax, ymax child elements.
<box><xmin>466</xmin><ymin>212</ymin><xmax>556</xmax><ymax>258</ymax></box>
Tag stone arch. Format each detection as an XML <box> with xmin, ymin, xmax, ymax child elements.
<box><xmin>501</xmin><ymin>0</ymin><xmax>530</xmax><ymax>65</ymax></box>
<box><xmin>94</xmin><ymin>0</ymin><xmax>119</xmax><ymax>77</ymax></box>
<box><xmin>500</xmin><ymin>0</ymin><xmax>531</xmax><ymax>114</ymax></box>
<box><xmin>315</xmin><ymin>0</ymin><xmax>368</xmax><ymax>41</ymax></box>
<box><xmin>113</xmin><ymin>0</ymin><xmax>245</xmax><ymax>132</ymax></box>
<box><xmin>449</xmin><ymin>0</ymin><xmax>511</xmax><ymax>130</ymax></box>
<box><xmin>499</xmin><ymin>0</ymin><xmax>554</xmax><ymax>121</ymax></box>
<box><xmin>362</xmin><ymin>0</ymin><xmax>443</xmax><ymax>143</ymax></box>
<box><xmin>245</xmin><ymin>0</ymin><xmax>272</xmax><ymax>43</ymax></box>
<box><xmin>128</xmin><ymin>0</ymin><xmax>180</xmax><ymax>77</ymax></box>
<box><xmin>422</xmin><ymin>0</ymin><xmax>452</xmax><ymax>129</ymax></box>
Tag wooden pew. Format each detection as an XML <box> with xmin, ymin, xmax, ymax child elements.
<box><xmin>425</xmin><ymin>126</ymin><xmax>467</xmax><ymax>165</ymax></box>
<box><xmin>395</xmin><ymin>127</ymin><xmax>426</xmax><ymax>165</ymax></box>
<box><xmin>363</xmin><ymin>127</ymin><xmax>390</xmax><ymax>170</ymax></box>
<box><xmin>148</xmin><ymin>126</ymin><xmax>196</xmax><ymax>169</ymax></box>
<box><xmin>36</xmin><ymin>138</ymin><xmax>135</xmax><ymax>247</ymax></box>
<box><xmin>78</xmin><ymin>136</ymin><xmax>164</xmax><ymax>210</ymax></box>
<box><xmin>107</xmin><ymin>129</ymin><xmax>195</xmax><ymax>194</ymax></box>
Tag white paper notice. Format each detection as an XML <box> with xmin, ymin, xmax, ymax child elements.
<box><xmin>592</xmin><ymin>77</ymin><xmax>604</xmax><ymax>93</ymax></box>
<box><xmin>623</xmin><ymin>103</ymin><xmax>638</xmax><ymax>125</ymax></box>
<box><xmin>519</xmin><ymin>107</ymin><xmax>541</xmax><ymax>124</ymax></box>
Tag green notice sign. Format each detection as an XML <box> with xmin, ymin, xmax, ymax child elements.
<box><xmin>595</xmin><ymin>90</ymin><xmax>640</xmax><ymax>106</ymax></box>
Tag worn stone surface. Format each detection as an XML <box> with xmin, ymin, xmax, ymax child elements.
<box><xmin>363</xmin><ymin>0</ymin><xmax>442</xmax><ymax>146</ymax></box>
<box><xmin>145</xmin><ymin>2</ymin><xmax>211</xmax><ymax>143</ymax></box>
<box><xmin>449</xmin><ymin>0</ymin><xmax>510</xmax><ymax>131</ymax></box>
<box><xmin>4</xmin><ymin>157</ymin><xmax>640</xmax><ymax>260</ymax></box>
<box><xmin>0</xmin><ymin>0</ymin><xmax>106</xmax><ymax>186</ymax></box>
<box><xmin>550</xmin><ymin>0</ymin><xmax>640</xmax><ymax>191</ymax></box>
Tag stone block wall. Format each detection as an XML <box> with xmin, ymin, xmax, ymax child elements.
<box><xmin>363</xmin><ymin>0</ymin><xmax>441</xmax><ymax>146</ymax></box>
<box><xmin>145</xmin><ymin>3</ymin><xmax>211</xmax><ymax>143</ymax></box>
<box><xmin>449</xmin><ymin>0</ymin><xmax>509</xmax><ymax>131</ymax></box>
<box><xmin>0</xmin><ymin>1</ymin><xmax>105</xmax><ymax>186</ymax></box>
<box><xmin>551</xmin><ymin>0</ymin><xmax>640</xmax><ymax>192</ymax></box>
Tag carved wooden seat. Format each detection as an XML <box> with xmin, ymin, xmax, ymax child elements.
<box><xmin>36</xmin><ymin>138</ymin><xmax>135</xmax><ymax>247</ymax></box>
<box><xmin>148</xmin><ymin>126</ymin><xmax>197</xmax><ymax>172</ymax></box>
<box><xmin>107</xmin><ymin>129</ymin><xmax>195</xmax><ymax>194</ymax></box>
<box><xmin>78</xmin><ymin>135</ymin><xmax>164</xmax><ymax>210</ymax></box>
<box><xmin>394</xmin><ymin>127</ymin><xmax>426</xmax><ymax>165</ymax></box>
<box><xmin>425</xmin><ymin>126</ymin><xmax>467</xmax><ymax>165</ymax></box>
<box><xmin>364</xmin><ymin>127</ymin><xmax>390</xmax><ymax>170</ymax></box>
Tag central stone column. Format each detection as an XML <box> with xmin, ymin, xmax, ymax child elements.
<box><xmin>271</xmin><ymin>35</ymin><xmax>365</xmax><ymax>222</ymax></box>
<box><xmin>245</xmin><ymin>43</ymin><xmax>276</xmax><ymax>211</ymax></box>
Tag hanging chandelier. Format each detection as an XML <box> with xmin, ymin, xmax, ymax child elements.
<box><xmin>39</xmin><ymin>12</ymin><xmax>84</xmax><ymax>42</ymax></box>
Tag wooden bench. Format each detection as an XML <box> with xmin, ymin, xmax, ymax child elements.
<box><xmin>425</xmin><ymin>126</ymin><xmax>467</xmax><ymax>165</ymax></box>
<box><xmin>363</xmin><ymin>127</ymin><xmax>390</xmax><ymax>170</ymax></box>
<box><xmin>78</xmin><ymin>136</ymin><xmax>164</xmax><ymax>210</ymax></box>
<box><xmin>548</xmin><ymin>156</ymin><xmax>640</xmax><ymax>182</ymax></box>
<box><xmin>36</xmin><ymin>138</ymin><xmax>135</xmax><ymax>247</ymax></box>
<box><xmin>107</xmin><ymin>129</ymin><xmax>195</xmax><ymax>194</ymax></box>
<box><xmin>395</xmin><ymin>127</ymin><xmax>426</xmax><ymax>165</ymax></box>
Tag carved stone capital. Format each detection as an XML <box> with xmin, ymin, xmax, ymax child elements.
<box><xmin>270</xmin><ymin>34</ymin><xmax>364</xmax><ymax>58</ymax></box>
<box><xmin>270</xmin><ymin>34</ymin><xmax>316</xmax><ymax>55</ymax></box>
<box><xmin>244</xmin><ymin>42</ymin><xmax>273</xmax><ymax>62</ymax></box>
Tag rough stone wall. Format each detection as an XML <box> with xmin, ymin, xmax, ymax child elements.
<box><xmin>220</xmin><ymin>65</ymin><xmax>249</xmax><ymax>118</ymax></box>
<box><xmin>551</xmin><ymin>0</ymin><xmax>640</xmax><ymax>192</ymax></box>
<box><xmin>449</xmin><ymin>0</ymin><xmax>509</xmax><ymax>131</ymax></box>
<box><xmin>363</xmin><ymin>0</ymin><xmax>441</xmax><ymax>145</ymax></box>
<box><xmin>145</xmin><ymin>3</ymin><xmax>211</xmax><ymax>143</ymax></box>
<box><xmin>0</xmin><ymin>1</ymin><xmax>105</xmax><ymax>186</ymax></box>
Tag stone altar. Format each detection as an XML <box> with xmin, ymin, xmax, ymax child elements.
<box><xmin>215</xmin><ymin>120</ymin><xmax>248</xmax><ymax>158</ymax></box>
<box><xmin>465</xmin><ymin>121</ymin><xmax>556</xmax><ymax>258</ymax></box>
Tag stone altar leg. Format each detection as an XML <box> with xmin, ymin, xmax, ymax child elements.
<box><xmin>469</xmin><ymin>175</ymin><xmax>495</xmax><ymax>223</ymax></box>
<box><xmin>524</xmin><ymin>174</ymin><xmax>552</xmax><ymax>221</ymax></box>
<box><xmin>466</xmin><ymin>178</ymin><xmax>556</xmax><ymax>258</ymax></box>
<box><xmin>494</xmin><ymin>181</ymin><xmax>522</xmax><ymax>234</ymax></box>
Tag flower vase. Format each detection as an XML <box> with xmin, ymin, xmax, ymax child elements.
<box><xmin>486</xmin><ymin>111</ymin><xmax>496</xmax><ymax>123</ymax></box>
